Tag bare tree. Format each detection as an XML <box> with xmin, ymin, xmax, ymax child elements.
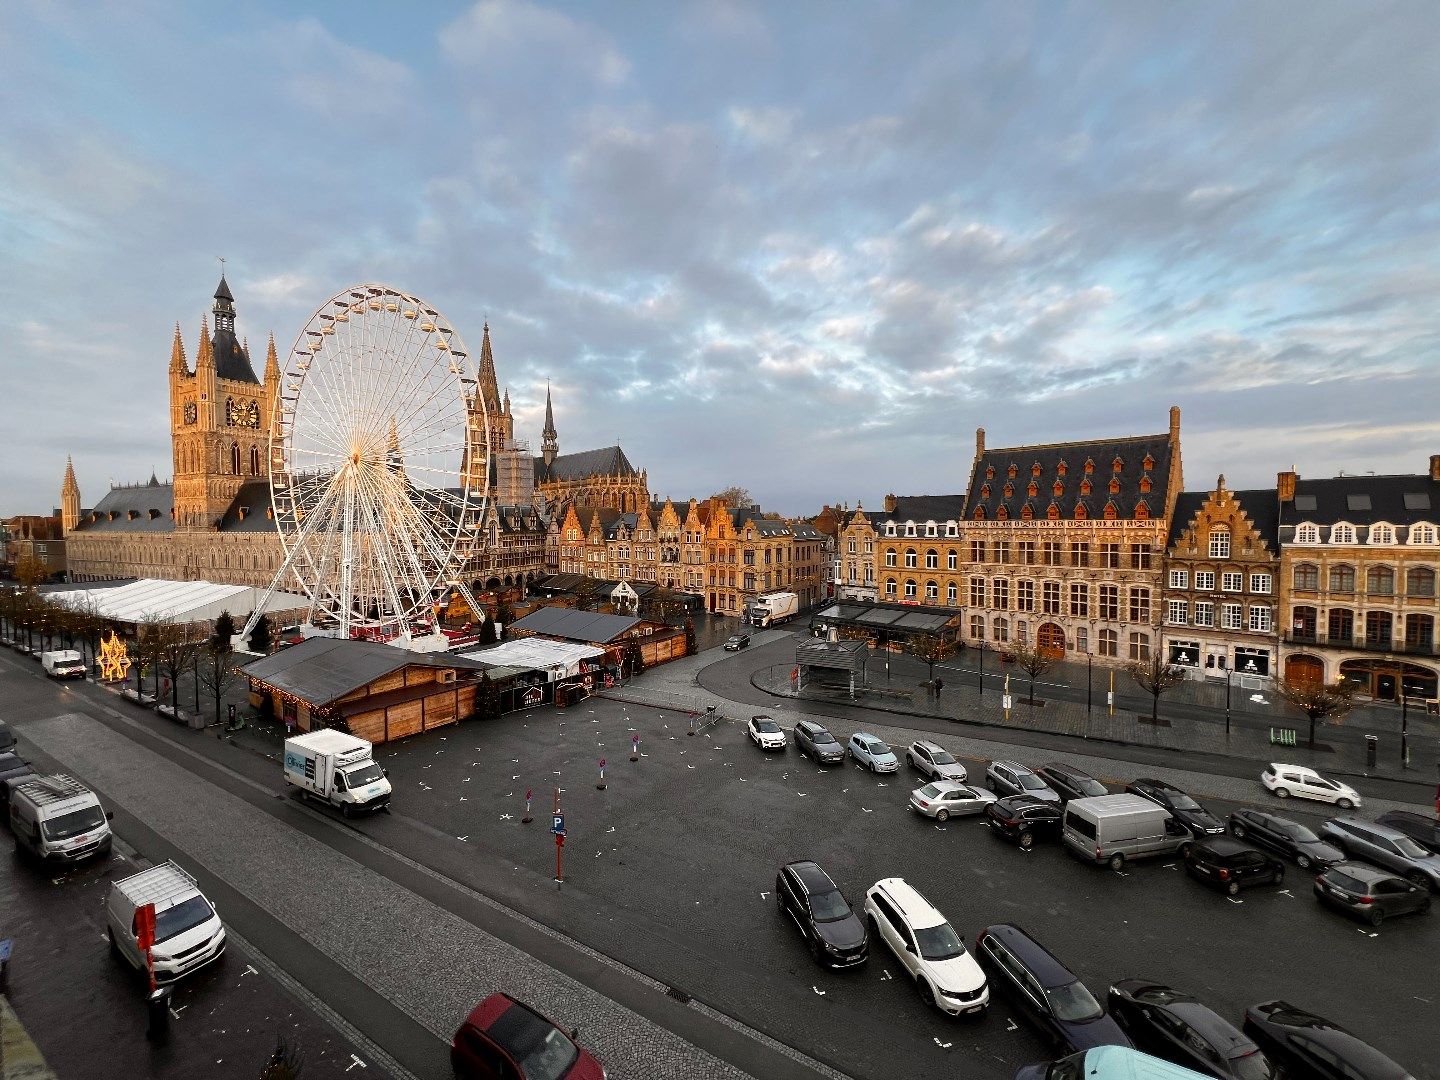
<box><xmin>710</xmin><ymin>486</ymin><xmax>753</xmax><ymax>509</ymax></box>
<box><xmin>572</xmin><ymin>577</ymin><xmax>598</xmax><ymax>612</ymax></box>
<box><xmin>197</xmin><ymin>637</ymin><xmax>243</xmax><ymax>727</ymax></box>
<box><xmin>1274</xmin><ymin>677</ymin><xmax>1360</xmax><ymax>749</ymax></box>
<box><xmin>132</xmin><ymin>612</ymin><xmax>172</xmax><ymax>700</ymax></box>
<box><xmin>909</xmin><ymin>633</ymin><xmax>951</xmax><ymax>686</ymax></box>
<box><xmin>1127</xmin><ymin>653</ymin><xmax>1188</xmax><ymax>722</ymax></box>
<box><xmin>157</xmin><ymin>619</ymin><xmax>206</xmax><ymax>718</ymax></box>
<box><xmin>1008</xmin><ymin>640</ymin><xmax>1055</xmax><ymax>706</ymax></box>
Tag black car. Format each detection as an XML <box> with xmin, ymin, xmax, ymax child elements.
<box><xmin>975</xmin><ymin>924</ymin><xmax>1131</xmax><ymax>1054</ymax></box>
<box><xmin>1184</xmin><ymin>837</ymin><xmax>1285</xmax><ymax>896</ymax></box>
<box><xmin>1313</xmin><ymin>862</ymin><xmax>1431</xmax><ymax>927</ymax></box>
<box><xmin>0</xmin><ymin>720</ymin><xmax>14</xmax><ymax>754</ymax></box>
<box><xmin>1228</xmin><ymin>808</ymin><xmax>1344</xmax><ymax>870</ymax></box>
<box><xmin>1126</xmin><ymin>778</ymin><xmax>1225</xmax><ymax>845</ymax></box>
<box><xmin>0</xmin><ymin>750</ymin><xmax>33</xmax><ymax>786</ymax></box>
<box><xmin>1244</xmin><ymin>1000</ymin><xmax>1415</xmax><ymax>1080</ymax></box>
<box><xmin>723</xmin><ymin>634</ymin><xmax>751</xmax><ymax>651</ymax></box>
<box><xmin>984</xmin><ymin>796</ymin><xmax>1063</xmax><ymax>850</ymax></box>
<box><xmin>1376</xmin><ymin>810</ymin><xmax>1440</xmax><ymax>856</ymax></box>
<box><xmin>793</xmin><ymin>721</ymin><xmax>845</xmax><ymax>765</ymax></box>
<box><xmin>1108</xmin><ymin>981</ymin><xmax>1275</xmax><ymax>1080</ymax></box>
<box><xmin>1035</xmin><ymin>763</ymin><xmax>1109</xmax><ymax>804</ymax></box>
<box><xmin>774</xmin><ymin>860</ymin><xmax>867</xmax><ymax>968</ymax></box>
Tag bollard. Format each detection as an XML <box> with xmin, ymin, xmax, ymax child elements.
<box><xmin>146</xmin><ymin>985</ymin><xmax>173</xmax><ymax>1042</ymax></box>
<box><xmin>521</xmin><ymin>788</ymin><xmax>533</xmax><ymax>824</ymax></box>
<box><xmin>688</xmin><ymin>711</ymin><xmax>697</xmax><ymax>736</ymax></box>
<box><xmin>596</xmin><ymin>758</ymin><xmax>607</xmax><ymax>790</ymax></box>
<box><xmin>630</xmin><ymin>733</ymin><xmax>639</xmax><ymax>762</ymax></box>
<box><xmin>1365</xmin><ymin>735</ymin><xmax>1378</xmax><ymax>769</ymax></box>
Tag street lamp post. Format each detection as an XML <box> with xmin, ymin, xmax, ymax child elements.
<box><xmin>1086</xmin><ymin>652</ymin><xmax>1093</xmax><ymax>715</ymax></box>
<box><xmin>1225</xmin><ymin>669</ymin><xmax>1232</xmax><ymax>737</ymax></box>
<box><xmin>978</xmin><ymin>634</ymin><xmax>985</xmax><ymax>700</ymax></box>
<box><xmin>1401</xmin><ymin>689</ymin><xmax>1410</xmax><ymax>769</ymax></box>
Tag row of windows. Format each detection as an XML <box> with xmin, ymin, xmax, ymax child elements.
<box><xmin>889</xmin><ymin>541</ymin><xmax>1156</xmax><ymax>569</ymax></box>
<box><xmin>879</xmin><ymin>578</ymin><xmax>1154</xmax><ymax>621</ymax></box>
<box><xmin>1165</xmin><ymin>600</ymin><xmax>1273</xmax><ymax>632</ymax></box>
<box><xmin>882</xmin><ymin>522</ymin><xmax>959</xmax><ymax>537</ymax></box>
<box><xmin>1290</xmin><ymin>608</ymin><xmax>1435</xmax><ymax>647</ymax></box>
<box><xmin>1292</xmin><ymin>564</ymin><xmax>1435</xmax><ymax>597</ymax></box>
<box><xmin>1168</xmin><ymin>570</ymin><xmax>1272</xmax><ymax>593</ymax></box>
<box><xmin>1293</xmin><ymin>522</ymin><xmax>1438</xmax><ymax>546</ymax></box>
<box><xmin>966</xmin><ymin>616</ymin><xmax>1152</xmax><ymax>660</ymax></box>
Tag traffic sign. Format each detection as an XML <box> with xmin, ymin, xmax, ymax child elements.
<box><xmin>552</xmin><ymin>812</ymin><xmax>566</xmax><ymax>835</ymax></box>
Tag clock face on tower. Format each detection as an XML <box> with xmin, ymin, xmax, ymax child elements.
<box><xmin>183</xmin><ymin>402</ymin><xmax>197</xmax><ymax>425</ymax></box>
<box><xmin>226</xmin><ymin>398</ymin><xmax>261</xmax><ymax>428</ymax></box>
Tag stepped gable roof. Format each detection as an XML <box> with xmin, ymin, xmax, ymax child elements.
<box><xmin>1278</xmin><ymin>472</ymin><xmax>1440</xmax><ymax>544</ymax></box>
<box><xmin>1167</xmin><ymin>487</ymin><xmax>1279</xmax><ymax>551</ymax></box>
<box><xmin>217</xmin><ymin>482</ymin><xmax>275</xmax><ymax>532</ymax></box>
<box><xmin>604</xmin><ymin>513</ymin><xmax>640</xmax><ymax>540</ymax></box>
<box><xmin>535</xmin><ymin>445</ymin><xmax>638</xmax><ymax>484</ymax></box>
<box><xmin>75</xmin><ymin>483</ymin><xmax>175</xmax><ymax>533</ymax></box>
<box><xmin>492</xmin><ymin>504</ymin><xmax>546</xmax><ymax>535</ymax></box>
<box><xmin>964</xmin><ymin>432</ymin><xmax>1173</xmax><ymax>521</ymax></box>
<box><xmin>872</xmin><ymin>495</ymin><xmax>967</xmax><ymax>525</ymax></box>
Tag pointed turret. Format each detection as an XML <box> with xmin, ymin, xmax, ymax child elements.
<box><xmin>170</xmin><ymin>323</ymin><xmax>189</xmax><ymax>376</ymax></box>
<box><xmin>264</xmin><ymin>333</ymin><xmax>280</xmax><ymax>381</ymax></box>
<box><xmin>541</xmin><ymin>380</ymin><xmax>558</xmax><ymax>467</ymax></box>
<box><xmin>503</xmin><ymin>387</ymin><xmax>510</xmax><ymax>415</ymax></box>
<box><xmin>477</xmin><ymin>322</ymin><xmax>501</xmax><ymax>417</ymax></box>
<box><xmin>196</xmin><ymin>315</ymin><xmax>214</xmax><ymax>370</ymax></box>
<box><xmin>61</xmin><ymin>456</ymin><xmax>81</xmax><ymax>534</ymax></box>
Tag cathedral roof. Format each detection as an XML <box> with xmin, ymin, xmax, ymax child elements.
<box><xmin>535</xmin><ymin>445</ymin><xmax>639</xmax><ymax>484</ymax></box>
<box><xmin>75</xmin><ymin>484</ymin><xmax>176</xmax><ymax>533</ymax></box>
<box><xmin>216</xmin><ymin>482</ymin><xmax>276</xmax><ymax>532</ymax></box>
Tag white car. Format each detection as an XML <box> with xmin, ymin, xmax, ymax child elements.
<box><xmin>909</xmin><ymin>781</ymin><xmax>996</xmax><ymax>821</ymax></box>
<box><xmin>864</xmin><ymin>878</ymin><xmax>988</xmax><ymax>1016</ymax></box>
<box><xmin>1262</xmin><ymin>763</ymin><xmax>1361</xmax><ymax>810</ymax></box>
<box><xmin>747</xmin><ymin>715</ymin><xmax>787</xmax><ymax>751</ymax></box>
<box><xmin>906</xmin><ymin>740</ymin><xmax>967</xmax><ymax>782</ymax></box>
<box><xmin>848</xmin><ymin>732</ymin><xmax>899</xmax><ymax>773</ymax></box>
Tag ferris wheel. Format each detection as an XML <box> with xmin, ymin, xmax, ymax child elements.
<box><xmin>241</xmin><ymin>284</ymin><xmax>490</xmax><ymax>643</ymax></box>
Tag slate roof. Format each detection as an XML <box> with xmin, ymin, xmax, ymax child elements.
<box><xmin>534</xmin><ymin>445</ymin><xmax>639</xmax><ymax>483</ymax></box>
<box><xmin>871</xmin><ymin>495</ymin><xmax>967</xmax><ymax>527</ymax></box>
<box><xmin>217</xmin><ymin>482</ymin><xmax>275</xmax><ymax>532</ymax></box>
<box><xmin>1167</xmin><ymin>487</ymin><xmax>1280</xmax><ymax>551</ymax></box>
<box><xmin>74</xmin><ymin>483</ymin><xmax>175</xmax><ymax>533</ymax></box>
<box><xmin>1278</xmin><ymin>471</ymin><xmax>1440</xmax><ymax>543</ymax></box>
<box><xmin>509</xmin><ymin>606</ymin><xmax>643</xmax><ymax>644</ymax></box>
<box><xmin>242</xmin><ymin>636</ymin><xmax>489</xmax><ymax>707</ymax></box>
<box><xmin>212</xmin><ymin>328</ymin><xmax>259</xmax><ymax>384</ymax></box>
<box><xmin>963</xmin><ymin>432</ymin><xmax>1174</xmax><ymax>521</ymax></box>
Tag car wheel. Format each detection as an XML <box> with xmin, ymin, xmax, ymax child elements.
<box><xmin>1108</xmin><ymin>853</ymin><xmax>1125</xmax><ymax>872</ymax></box>
<box><xmin>1179</xmin><ymin>841</ymin><xmax>1193</xmax><ymax>859</ymax></box>
<box><xmin>917</xmin><ymin>977</ymin><xmax>937</xmax><ymax>1008</ymax></box>
<box><xmin>1336</xmin><ymin>798</ymin><xmax>1354</xmax><ymax>811</ymax></box>
<box><xmin>1272</xmin><ymin>867</ymin><xmax>1284</xmax><ymax>885</ymax></box>
<box><xmin>1274</xmin><ymin>787</ymin><xmax>1290</xmax><ymax>799</ymax></box>
<box><xmin>1019</xmin><ymin>830</ymin><xmax>1035</xmax><ymax>851</ymax></box>
<box><xmin>907</xmin><ymin>754</ymin><xmax>915</xmax><ymax>769</ymax></box>
<box><xmin>1231</xmin><ymin>823</ymin><xmax>1246</xmax><ymax>839</ymax></box>
<box><xmin>935</xmin><ymin>808</ymin><xmax>950</xmax><ymax>823</ymax></box>
<box><xmin>1407</xmin><ymin>870</ymin><xmax>1430</xmax><ymax>889</ymax></box>
<box><xmin>1368</xmin><ymin>908</ymin><xmax>1385</xmax><ymax>928</ymax></box>
<box><xmin>810</xmin><ymin>937</ymin><xmax>824</xmax><ymax>964</ymax></box>
<box><xmin>1296</xmin><ymin>853</ymin><xmax>1312</xmax><ymax>870</ymax></box>
<box><xmin>1227</xmin><ymin>881</ymin><xmax>1241</xmax><ymax>896</ymax></box>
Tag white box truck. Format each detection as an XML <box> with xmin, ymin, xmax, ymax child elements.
<box><xmin>747</xmin><ymin>591</ymin><xmax>800</xmax><ymax>628</ymax></box>
<box><xmin>284</xmin><ymin>729</ymin><xmax>392</xmax><ymax>816</ymax></box>
<box><xmin>40</xmin><ymin>649</ymin><xmax>87</xmax><ymax>679</ymax></box>
<box><xmin>9</xmin><ymin>773</ymin><xmax>114</xmax><ymax>864</ymax></box>
<box><xmin>106</xmin><ymin>861</ymin><xmax>226</xmax><ymax>983</ymax></box>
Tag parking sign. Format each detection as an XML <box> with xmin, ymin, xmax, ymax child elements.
<box><xmin>552</xmin><ymin>813</ymin><xmax>566</xmax><ymax>836</ymax></box>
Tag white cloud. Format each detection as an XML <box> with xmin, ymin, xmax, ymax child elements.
<box><xmin>442</xmin><ymin>0</ymin><xmax>629</xmax><ymax>87</ymax></box>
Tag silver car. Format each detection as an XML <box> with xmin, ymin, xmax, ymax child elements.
<box><xmin>848</xmin><ymin>733</ymin><xmax>899</xmax><ymax>773</ymax></box>
<box><xmin>910</xmin><ymin>781</ymin><xmax>996</xmax><ymax>821</ymax></box>
<box><xmin>907</xmin><ymin>740</ymin><xmax>967</xmax><ymax>782</ymax></box>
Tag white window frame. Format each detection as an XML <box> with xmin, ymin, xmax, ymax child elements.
<box><xmin>947</xmin><ymin>552</ymin><xmax>958</xmax><ymax>570</ymax></box>
<box><xmin>1409</xmin><ymin>522</ymin><xmax>1436</xmax><ymax>545</ymax></box>
<box><xmin>1195</xmin><ymin>571</ymin><xmax>1215</xmax><ymax>591</ymax></box>
<box><xmin>1221</xmin><ymin>572</ymin><xmax>1244</xmax><ymax>592</ymax></box>
<box><xmin>1249</xmin><ymin>572</ymin><xmax>1272</xmax><ymax>594</ymax></box>
<box><xmin>1193</xmin><ymin>601</ymin><xmax>1215</xmax><ymax>627</ymax></box>
<box><xmin>1208</xmin><ymin>528</ymin><xmax>1231</xmax><ymax>559</ymax></box>
<box><xmin>1248</xmin><ymin>605</ymin><xmax>1272</xmax><ymax>633</ymax></box>
<box><xmin>1369</xmin><ymin>522</ymin><xmax>1395</xmax><ymax>545</ymax></box>
<box><xmin>1168</xmin><ymin>569</ymin><xmax>1189</xmax><ymax>589</ymax></box>
<box><xmin>1167</xmin><ymin>600</ymin><xmax>1188</xmax><ymax>625</ymax></box>
<box><xmin>1331</xmin><ymin>522</ymin><xmax>1356</xmax><ymax>544</ymax></box>
<box><xmin>1294</xmin><ymin>523</ymin><xmax>1319</xmax><ymax>544</ymax></box>
<box><xmin>1221</xmin><ymin>603</ymin><xmax>1244</xmax><ymax>630</ymax></box>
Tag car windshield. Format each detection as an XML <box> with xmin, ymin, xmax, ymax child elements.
<box><xmin>930</xmin><ymin>750</ymin><xmax>957</xmax><ymax>765</ymax></box>
<box><xmin>809</xmin><ymin>889</ymin><xmax>852</xmax><ymax>922</ymax></box>
<box><xmin>154</xmin><ymin>895</ymin><xmax>216</xmax><ymax>943</ymax></box>
<box><xmin>1280</xmin><ymin>822</ymin><xmax>1321</xmax><ymax>843</ymax></box>
<box><xmin>727</xmin><ymin>637</ymin><xmax>743</xmax><ymax>644</ymax></box>
<box><xmin>868</xmin><ymin>740</ymin><xmax>892</xmax><ymax>756</ymax></box>
<box><xmin>41</xmin><ymin>805</ymin><xmax>106</xmax><ymax>841</ymax></box>
<box><xmin>1019</xmin><ymin>773</ymin><xmax>1049</xmax><ymax>791</ymax></box>
<box><xmin>813</xmin><ymin>731</ymin><xmax>837</xmax><ymax>744</ymax></box>
<box><xmin>488</xmin><ymin>1006</ymin><xmax>579</xmax><ymax>1080</ymax></box>
<box><xmin>1077</xmin><ymin>778</ymin><xmax>1107</xmax><ymax>796</ymax></box>
<box><xmin>1394</xmin><ymin>836</ymin><xmax>1429</xmax><ymax>858</ymax></box>
<box><xmin>1044</xmin><ymin>980</ymin><xmax>1104</xmax><ymax>1022</ymax></box>
<box><xmin>1169</xmin><ymin>793</ymin><xmax>1201</xmax><ymax>811</ymax></box>
<box><xmin>914</xmin><ymin>922</ymin><xmax>966</xmax><ymax>961</ymax></box>
<box><xmin>755</xmin><ymin>720</ymin><xmax>780</xmax><ymax>733</ymax></box>
<box><xmin>345</xmin><ymin>763</ymin><xmax>384</xmax><ymax>787</ymax></box>
<box><xmin>1229</xmin><ymin>1049</ymin><xmax>1277</xmax><ymax>1080</ymax></box>
<box><xmin>919</xmin><ymin>783</ymin><xmax>943</xmax><ymax>798</ymax></box>
<box><xmin>1044</xmin><ymin>1054</ymin><xmax>1088</xmax><ymax>1080</ymax></box>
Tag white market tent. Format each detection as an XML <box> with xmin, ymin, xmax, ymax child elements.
<box><xmin>459</xmin><ymin>638</ymin><xmax>605</xmax><ymax>680</ymax></box>
<box><xmin>48</xmin><ymin>578</ymin><xmax>311</xmax><ymax>629</ymax></box>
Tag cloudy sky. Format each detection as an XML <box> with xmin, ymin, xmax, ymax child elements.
<box><xmin>3</xmin><ymin>1</ymin><xmax>1438</xmax><ymax>516</ymax></box>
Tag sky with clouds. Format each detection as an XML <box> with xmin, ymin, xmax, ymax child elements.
<box><xmin>3</xmin><ymin>0</ymin><xmax>1438</xmax><ymax>516</ymax></box>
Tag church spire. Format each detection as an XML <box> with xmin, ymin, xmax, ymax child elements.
<box><xmin>196</xmin><ymin>315</ymin><xmax>214</xmax><ymax>369</ymax></box>
<box><xmin>170</xmin><ymin>322</ymin><xmax>188</xmax><ymax>375</ymax></box>
<box><xmin>61</xmin><ymin>455</ymin><xmax>81</xmax><ymax>533</ymax></box>
<box><xmin>264</xmin><ymin>333</ymin><xmax>280</xmax><ymax>382</ymax></box>
<box><xmin>477</xmin><ymin>321</ymin><xmax>501</xmax><ymax>417</ymax></box>
<box><xmin>541</xmin><ymin>380</ymin><xmax>558</xmax><ymax>467</ymax></box>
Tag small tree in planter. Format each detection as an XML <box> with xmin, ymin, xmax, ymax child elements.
<box><xmin>478</xmin><ymin>617</ymin><xmax>498</xmax><ymax>645</ymax></box>
<box><xmin>198</xmin><ymin>637</ymin><xmax>242</xmax><ymax>726</ymax></box>
<box><xmin>1274</xmin><ymin>677</ymin><xmax>1359</xmax><ymax>749</ymax></box>
<box><xmin>1126</xmin><ymin>653</ymin><xmax>1188</xmax><ymax>723</ymax></box>
<box><xmin>1008</xmin><ymin>641</ymin><xmax>1054</xmax><ymax>706</ymax></box>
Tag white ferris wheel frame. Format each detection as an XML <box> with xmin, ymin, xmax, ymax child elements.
<box><xmin>240</xmin><ymin>283</ymin><xmax>490</xmax><ymax>644</ymax></box>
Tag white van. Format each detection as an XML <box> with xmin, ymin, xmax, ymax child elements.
<box><xmin>9</xmin><ymin>774</ymin><xmax>113</xmax><ymax>864</ymax></box>
<box><xmin>1062</xmin><ymin>793</ymin><xmax>1189</xmax><ymax>871</ymax></box>
<box><xmin>106</xmin><ymin>862</ymin><xmax>226</xmax><ymax>983</ymax></box>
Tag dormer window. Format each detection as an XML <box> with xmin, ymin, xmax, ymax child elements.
<box><xmin>1084</xmin><ymin>459</ymin><xmax>1095</xmax><ymax>475</ymax></box>
<box><xmin>1031</xmin><ymin>462</ymin><xmax>1042</xmax><ymax>477</ymax></box>
<box><xmin>980</xmin><ymin>484</ymin><xmax>991</xmax><ymax>499</ymax></box>
<box><xmin>1052</xmin><ymin>481</ymin><xmax>1064</xmax><ymax>497</ymax></box>
<box><xmin>1057</xmin><ymin>460</ymin><xmax>1068</xmax><ymax>476</ymax></box>
<box><xmin>1020</xmin><ymin>503</ymin><xmax>1034</xmax><ymax>520</ymax></box>
<box><xmin>905</xmin><ymin>523</ymin><xmax>916</xmax><ymax>536</ymax></box>
<box><xmin>925</xmin><ymin>522</ymin><xmax>937</xmax><ymax>536</ymax></box>
<box><xmin>1411</xmin><ymin>522</ymin><xmax>1438</xmax><ymax>545</ymax></box>
<box><xmin>1112</xmin><ymin>457</ymin><xmax>1124</xmax><ymax>473</ymax></box>
<box><xmin>1003</xmin><ymin>482</ymin><xmax>1014</xmax><ymax>498</ymax></box>
<box><xmin>1007</xmin><ymin>464</ymin><xmax>1018</xmax><ymax>479</ymax></box>
<box><xmin>1080</xmin><ymin>479</ymin><xmax>1092</xmax><ymax>496</ymax></box>
<box><xmin>1074</xmin><ymin>501</ymin><xmax>1088</xmax><ymax>520</ymax></box>
<box><xmin>886</xmin><ymin>523</ymin><xmax>896</xmax><ymax>536</ymax></box>
<box><xmin>1369</xmin><ymin>523</ymin><xmax>1395</xmax><ymax>545</ymax></box>
<box><xmin>1295</xmin><ymin>522</ymin><xmax>1319</xmax><ymax>544</ymax></box>
<box><xmin>1134</xmin><ymin>501</ymin><xmax>1150</xmax><ymax>521</ymax></box>
<box><xmin>985</xmin><ymin>466</ymin><xmax>995</xmax><ymax>480</ymax></box>
<box><xmin>996</xmin><ymin>505</ymin><xmax>1009</xmax><ymax>520</ymax></box>
<box><xmin>1142</xmin><ymin>454</ymin><xmax>1155</xmax><ymax>471</ymax></box>
<box><xmin>1108</xmin><ymin>477</ymin><xmax>1120</xmax><ymax>495</ymax></box>
<box><xmin>1138</xmin><ymin>476</ymin><xmax>1152</xmax><ymax>494</ymax></box>
<box><xmin>973</xmin><ymin>506</ymin><xmax>986</xmax><ymax>520</ymax></box>
<box><xmin>1027</xmin><ymin>480</ymin><xmax>1039</xmax><ymax>497</ymax></box>
<box><xmin>1046</xmin><ymin>502</ymin><xmax>1060</xmax><ymax>520</ymax></box>
<box><xmin>1103</xmin><ymin>500</ymin><xmax>1118</xmax><ymax>520</ymax></box>
<box><xmin>1331</xmin><ymin>523</ymin><xmax>1357</xmax><ymax>544</ymax></box>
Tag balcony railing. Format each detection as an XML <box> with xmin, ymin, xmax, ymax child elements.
<box><xmin>1282</xmin><ymin>632</ymin><xmax>1438</xmax><ymax>658</ymax></box>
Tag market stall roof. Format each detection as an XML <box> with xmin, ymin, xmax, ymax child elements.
<box><xmin>47</xmin><ymin>578</ymin><xmax>311</xmax><ymax>627</ymax></box>
<box><xmin>509</xmin><ymin>607</ymin><xmax>642</xmax><ymax>644</ymax></box>
<box><xmin>810</xmin><ymin>601</ymin><xmax>961</xmax><ymax>635</ymax></box>
<box><xmin>242</xmin><ymin>637</ymin><xmax>490</xmax><ymax>707</ymax></box>
<box><xmin>460</xmin><ymin>637</ymin><xmax>605</xmax><ymax>673</ymax></box>
<box><xmin>796</xmin><ymin>637</ymin><xmax>869</xmax><ymax>673</ymax></box>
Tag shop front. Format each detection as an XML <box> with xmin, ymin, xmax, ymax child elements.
<box><xmin>1339</xmin><ymin>658</ymin><xmax>1437</xmax><ymax>702</ymax></box>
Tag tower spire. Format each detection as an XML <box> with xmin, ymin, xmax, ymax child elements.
<box><xmin>170</xmin><ymin>322</ymin><xmax>188</xmax><ymax>375</ymax></box>
<box><xmin>264</xmin><ymin>332</ymin><xmax>280</xmax><ymax>382</ymax></box>
<box><xmin>61</xmin><ymin>456</ymin><xmax>81</xmax><ymax>534</ymax></box>
<box><xmin>541</xmin><ymin>379</ymin><xmax>558</xmax><ymax>468</ymax></box>
<box><xmin>477</xmin><ymin>321</ymin><xmax>501</xmax><ymax>416</ymax></box>
<box><xmin>196</xmin><ymin>315</ymin><xmax>214</xmax><ymax>369</ymax></box>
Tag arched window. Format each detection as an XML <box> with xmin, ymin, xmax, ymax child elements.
<box><xmin>1208</xmin><ymin>526</ymin><xmax>1231</xmax><ymax>559</ymax></box>
<box><xmin>1293</xmin><ymin>563</ymin><xmax>1319</xmax><ymax>590</ymax></box>
<box><xmin>904</xmin><ymin>579</ymin><xmax>918</xmax><ymax>599</ymax></box>
<box><xmin>1407</xmin><ymin>567</ymin><xmax>1436</xmax><ymax>597</ymax></box>
<box><xmin>1366</xmin><ymin>566</ymin><xmax>1395</xmax><ymax>596</ymax></box>
<box><xmin>1294</xmin><ymin>523</ymin><xmax>1319</xmax><ymax>544</ymax></box>
<box><xmin>1331</xmin><ymin>523</ymin><xmax>1357</xmax><ymax>544</ymax></box>
<box><xmin>250</xmin><ymin>446</ymin><xmax>260</xmax><ymax>475</ymax></box>
<box><xmin>904</xmin><ymin>548</ymin><xmax>918</xmax><ymax>568</ymax></box>
<box><xmin>1411</xmin><ymin>523</ymin><xmax>1437</xmax><ymax>545</ymax></box>
<box><xmin>884</xmin><ymin>579</ymin><xmax>897</xmax><ymax>597</ymax></box>
<box><xmin>1369</xmin><ymin>523</ymin><xmax>1395</xmax><ymax>545</ymax></box>
<box><xmin>924</xmin><ymin>549</ymin><xmax>938</xmax><ymax>569</ymax></box>
<box><xmin>925</xmin><ymin>580</ymin><xmax>939</xmax><ymax>601</ymax></box>
<box><xmin>946</xmin><ymin>582</ymin><xmax>958</xmax><ymax>606</ymax></box>
<box><xmin>230</xmin><ymin>443</ymin><xmax>241</xmax><ymax>475</ymax></box>
<box><xmin>1329</xmin><ymin>564</ymin><xmax>1356</xmax><ymax>592</ymax></box>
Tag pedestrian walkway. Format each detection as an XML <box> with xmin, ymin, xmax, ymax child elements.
<box><xmin>0</xmin><ymin>998</ymin><xmax>58</xmax><ymax>1080</ymax></box>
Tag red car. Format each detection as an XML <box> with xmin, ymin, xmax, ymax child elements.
<box><xmin>451</xmin><ymin>994</ymin><xmax>606</xmax><ymax>1080</ymax></box>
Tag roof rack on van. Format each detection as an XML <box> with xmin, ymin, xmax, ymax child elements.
<box><xmin>117</xmin><ymin>861</ymin><xmax>200</xmax><ymax>908</ymax></box>
<box><xmin>13</xmin><ymin>774</ymin><xmax>94</xmax><ymax>808</ymax></box>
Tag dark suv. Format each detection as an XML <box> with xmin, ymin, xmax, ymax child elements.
<box><xmin>1321</xmin><ymin>817</ymin><xmax>1440</xmax><ymax>892</ymax></box>
<box><xmin>1313</xmin><ymin>862</ymin><xmax>1431</xmax><ymax>927</ymax></box>
<box><xmin>792</xmin><ymin>721</ymin><xmax>845</xmax><ymax>765</ymax></box>
<box><xmin>986</xmin><ymin>761</ymin><xmax>1060</xmax><ymax>802</ymax></box>
<box><xmin>975</xmin><ymin>924</ymin><xmax>1130</xmax><ymax>1054</ymax></box>
<box><xmin>1126</xmin><ymin>778</ymin><xmax>1225</xmax><ymax>845</ymax></box>
<box><xmin>1228</xmin><ymin>809</ymin><xmax>1343</xmax><ymax>870</ymax></box>
<box><xmin>1108</xmin><ymin>981</ymin><xmax>1276</xmax><ymax>1080</ymax></box>
<box><xmin>1244</xmin><ymin>1000</ymin><xmax>1416</xmax><ymax>1080</ymax></box>
<box><xmin>1184</xmin><ymin>837</ymin><xmax>1285</xmax><ymax>896</ymax></box>
<box><xmin>775</xmin><ymin>860</ymin><xmax>868</xmax><ymax>967</ymax></box>
<box><xmin>1376</xmin><ymin>810</ymin><xmax>1440</xmax><ymax>856</ymax></box>
<box><xmin>984</xmin><ymin>796</ymin><xmax>1063</xmax><ymax>849</ymax></box>
<box><xmin>1035</xmin><ymin>763</ymin><xmax>1108</xmax><ymax>804</ymax></box>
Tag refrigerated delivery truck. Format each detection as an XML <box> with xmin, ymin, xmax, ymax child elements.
<box><xmin>283</xmin><ymin>730</ymin><xmax>392</xmax><ymax>816</ymax></box>
<box><xmin>746</xmin><ymin>591</ymin><xmax>800</xmax><ymax>628</ymax></box>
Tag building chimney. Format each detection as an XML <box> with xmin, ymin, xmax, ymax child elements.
<box><xmin>1277</xmin><ymin>468</ymin><xmax>1298</xmax><ymax>503</ymax></box>
<box><xmin>975</xmin><ymin>427</ymin><xmax>986</xmax><ymax>458</ymax></box>
<box><xmin>1430</xmin><ymin>454</ymin><xmax>1440</xmax><ymax>482</ymax></box>
<box><xmin>1169</xmin><ymin>405</ymin><xmax>1181</xmax><ymax>440</ymax></box>
<box><xmin>883</xmin><ymin>493</ymin><xmax>897</xmax><ymax>513</ymax></box>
